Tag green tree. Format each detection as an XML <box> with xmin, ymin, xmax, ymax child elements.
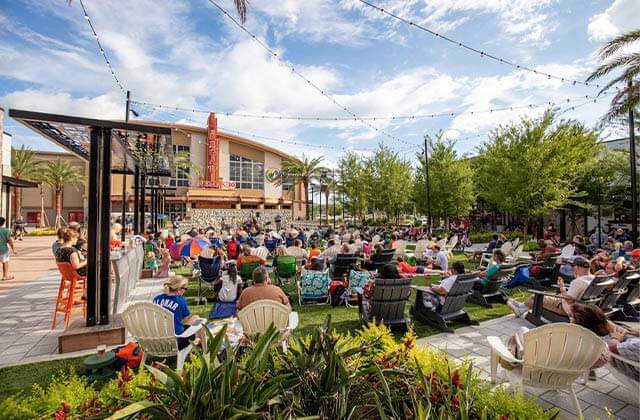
<box><xmin>586</xmin><ymin>29</ymin><xmax>640</xmax><ymax>123</ymax></box>
<box><xmin>413</xmin><ymin>132</ymin><xmax>475</xmax><ymax>223</ymax></box>
<box><xmin>337</xmin><ymin>152</ymin><xmax>371</xmax><ymax>223</ymax></box>
<box><xmin>279</xmin><ymin>155</ymin><xmax>325</xmax><ymax>220</ymax></box>
<box><xmin>474</xmin><ymin>109</ymin><xmax>599</xmax><ymax>226</ymax></box>
<box><xmin>174</xmin><ymin>151</ymin><xmax>202</xmax><ymax>182</ymax></box>
<box><xmin>368</xmin><ymin>144</ymin><xmax>413</xmax><ymax>221</ymax></box>
<box><xmin>11</xmin><ymin>146</ymin><xmax>43</xmax><ymax>219</ymax></box>
<box><xmin>40</xmin><ymin>160</ymin><xmax>86</xmax><ymax>228</ymax></box>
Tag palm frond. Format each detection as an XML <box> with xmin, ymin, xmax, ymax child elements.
<box><xmin>597</xmin><ymin>29</ymin><xmax>640</xmax><ymax>60</ymax></box>
<box><xmin>587</xmin><ymin>52</ymin><xmax>640</xmax><ymax>84</ymax></box>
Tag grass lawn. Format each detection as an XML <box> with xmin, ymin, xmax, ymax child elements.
<box><xmin>0</xmin><ymin>252</ymin><xmax>530</xmax><ymax>401</ymax></box>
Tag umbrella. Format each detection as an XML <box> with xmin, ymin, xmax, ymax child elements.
<box><xmin>179</xmin><ymin>238</ymin><xmax>210</xmax><ymax>258</ymax></box>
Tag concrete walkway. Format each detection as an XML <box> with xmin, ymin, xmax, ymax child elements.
<box><xmin>418</xmin><ymin>315</ymin><xmax>640</xmax><ymax>420</ymax></box>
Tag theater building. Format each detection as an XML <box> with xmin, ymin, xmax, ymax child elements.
<box><xmin>18</xmin><ymin>113</ymin><xmax>307</xmax><ymax>225</ymax></box>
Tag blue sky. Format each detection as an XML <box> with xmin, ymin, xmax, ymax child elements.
<box><xmin>1</xmin><ymin>0</ymin><xmax>638</xmax><ymax>164</ymax></box>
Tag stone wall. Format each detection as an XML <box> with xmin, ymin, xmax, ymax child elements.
<box><xmin>183</xmin><ymin>208</ymin><xmax>318</xmax><ymax>231</ymax></box>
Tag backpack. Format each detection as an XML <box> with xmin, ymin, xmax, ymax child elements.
<box><xmin>227</xmin><ymin>241</ymin><xmax>239</xmax><ymax>259</ymax></box>
<box><xmin>113</xmin><ymin>342</ymin><xmax>143</xmax><ymax>369</ymax></box>
<box><xmin>503</xmin><ymin>265</ymin><xmax>530</xmax><ymax>289</ymax></box>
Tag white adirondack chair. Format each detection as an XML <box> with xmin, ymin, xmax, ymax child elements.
<box><xmin>488</xmin><ymin>323</ymin><xmax>606</xmax><ymax>419</ymax></box>
<box><xmin>445</xmin><ymin>235</ymin><xmax>458</xmax><ymax>257</ymax></box>
<box><xmin>506</xmin><ymin>245</ymin><xmax>524</xmax><ymax>263</ymax></box>
<box><xmin>251</xmin><ymin>246</ymin><xmax>270</xmax><ymax>260</ymax></box>
<box><xmin>394</xmin><ymin>240</ymin><xmax>407</xmax><ymax>258</ymax></box>
<box><xmin>413</xmin><ymin>239</ymin><xmax>429</xmax><ymax>260</ymax></box>
<box><xmin>511</xmin><ymin>237</ymin><xmax>520</xmax><ymax>251</ymax></box>
<box><xmin>371</xmin><ymin>235</ymin><xmax>381</xmax><ymax>247</ymax></box>
<box><xmin>482</xmin><ymin>241</ymin><xmax>513</xmax><ymax>266</ymax></box>
<box><xmin>607</xmin><ymin>352</ymin><xmax>640</xmax><ymax>391</ymax></box>
<box><xmin>238</xmin><ymin>300</ymin><xmax>298</xmax><ymax>348</ymax></box>
<box><xmin>122</xmin><ymin>302</ymin><xmax>205</xmax><ymax>372</ymax></box>
<box><xmin>559</xmin><ymin>244</ymin><xmax>575</xmax><ymax>261</ymax></box>
<box><xmin>436</xmin><ymin>238</ymin><xmax>447</xmax><ymax>250</ymax></box>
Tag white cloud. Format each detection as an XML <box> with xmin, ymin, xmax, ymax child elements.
<box><xmin>588</xmin><ymin>0</ymin><xmax>640</xmax><ymax>41</ymax></box>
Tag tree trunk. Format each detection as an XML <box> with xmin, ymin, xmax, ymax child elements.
<box><xmin>39</xmin><ymin>186</ymin><xmax>46</xmax><ymax>228</ymax></box>
<box><xmin>55</xmin><ymin>188</ymin><xmax>63</xmax><ymax>228</ymax></box>
<box><xmin>14</xmin><ymin>187</ymin><xmax>22</xmax><ymax>220</ymax></box>
<box><xmin>304</xmin><ymin>179</ymin><xmax>309</xmax><ymax>221</ymax></box>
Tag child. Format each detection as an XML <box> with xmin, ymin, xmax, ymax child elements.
<box><xmin>156</xmin><ymin>248</ymin><xmax>172</xmax><ymax>278</ymax></box>
<box><xmin>146</xmin><ymin>251</ymin><xmax>159</xmax><ymax>276</ymax></box>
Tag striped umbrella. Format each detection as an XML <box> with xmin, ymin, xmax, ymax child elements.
<box><xmin>179</xmin><ymin>238</ymin><xmax>210</xmax><ymax>258</ymax></box>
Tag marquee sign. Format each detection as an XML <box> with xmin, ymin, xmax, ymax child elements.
<box><xmin>265</xmin><ymin>168</ymin><xmax>281</xmax><ymax>183</ymax></box>
<box><xmin>207</xmin><ymin>113</ymin><xmax>219</xmax><ymax>182</ymax></box>
<box><xmin>190</xmin><ymin>180</ymin><xmax>237</xmax><ymax>189</ymax></box>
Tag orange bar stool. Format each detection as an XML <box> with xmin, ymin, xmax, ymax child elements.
<box><xmin>52</xmin><ymin>262</ymin><xmax>86</xmax><ymax>329</ymax></box>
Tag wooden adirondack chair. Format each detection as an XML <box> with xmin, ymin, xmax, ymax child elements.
<box><xmin>530</xmin><ymin>252</ymin><xmax>562</xmax><ymax>289</ymax></box>
<box><xmin>467</xmin><ymin>264</ymin><xmax>515</xmax><ymax>308</ymax></box>
<box><xmin>331</xmin><ymin>254</ymin><xmax>359</xmax><ymax>280</ymax></box>
<box><xmin>122</xmin><ymin>302</ymin><xmax>205</xmax><ymax>372</ymax></box>
<box><xmin>525</xmin><ymin>275</ymin><xmax>616</xmax><ymax>326</ymax></box>
<box><xmin>618</xmin><ymin>270</ymin><xmax>640</xmax><ymax>320</ymax></box>
<box><xmin>488</xmin><ymin>323</ymin><xmax>606</xmax><ymax>419</ymax></box>
<box><xmin>598</xmin><ymin>272</ymin><xmax>636</xmax><ymax>317</ymax></box>
<box><xmin>369</xmin><ymin>249</ymin><xmax>396</xmax><ymax>272</ymax></box>
<box><xmin>411</xmin><ymin>272</ymin><xmax>480</xmax><ymax>333</ymax></box>
<box><xmin>357</xmin><ymin>278</ymin><xmax>411</xmax><ymax>331</ymax></box>
<box><xmin>237</xmin><ymin>300</ymin><xmax>298</xmax><ymax>347</ymax></box>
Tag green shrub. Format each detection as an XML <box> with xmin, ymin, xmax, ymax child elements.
<box><xmin>3</xmin><ymin>320</ymin><xmax>553</xmax><ymax>419</ymax></box>
<box><xmin>522</xmin><ymin>240</ymin><xmax>540</xmax><ymax>252</ymax></box>
<box><xmin>469</xmin><ymin>230</ymin><xmax>532</xmax><ymax>244</ymax></box>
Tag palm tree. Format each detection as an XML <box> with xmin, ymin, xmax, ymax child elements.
<box><xmin>174</xmin><ymin>151</ymin><xmax>202</xmax><ymax>183</ymax></box>
<box><xmin>587</xmin><ymin>29</ymin><xmax>640</xmax><ymax>123</ymax></box>
<box><xmin>279</xmin><ymin>155</ymin><xmax>325</xmax><ymax>220</ymax></box>
<box><xmin>40</xmin><ymin>160</ymin><xmax>86</xmax><ymax>228</ymax></box>
<box><xmin>11</xmin><ymin>146</ymin><xmax>43</xmax><ymax>219</ymax></box>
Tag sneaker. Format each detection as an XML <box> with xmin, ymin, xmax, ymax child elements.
<box><xmin>507</xmin><ymin>299</ymin><xmax>528</xmax><ymax>318</ymax></box>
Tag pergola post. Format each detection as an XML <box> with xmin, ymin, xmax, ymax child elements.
<box><xmin>139</xmin><ymin>172</ymin><xmax>146</xmax><ymax>233</ymax></box>
<box><xmin>133</xmin><ymin>166</ymin><xmax>140</xmax><ymax>234</ymax></box>
<box><xmin>86</xmin><ymin>127</ymin><xmax>112</xmax><ymax>326</ymax></box>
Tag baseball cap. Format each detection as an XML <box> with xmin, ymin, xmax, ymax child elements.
<box><xmin>568</xmin><ymin>255</ymin><xmax>590</xmax><ymax>268</ymax></box>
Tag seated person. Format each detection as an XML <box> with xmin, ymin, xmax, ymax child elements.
<box><xmin>471</xmin><ymin>234</ymin><xmax>499</xmax><ymax>261</ymax></box>
<box><xmin>52</xmin><ymin>227</ymin><xmax>65</xmax><ymax>257</ymax></box>
<box><xmin>237</xmin><ymin>267</ymin><xmax>291</xmax><ymax>310</ymax></box>
<box><xmin>308</xmin><ymin>256</ymin><xmax>325</xmax><ymax>271</ymax></box>
<box><xmin>319</xmin><ymin>239</ymin><xmax>341</xmax><ymax>262</ymax></box>
<box><xmin>570</xmin><ymin>303</ymin><xmax>639</xmax><ymax>380</ymax></box>
<box><xmin>507</xmin><ymin>255</ymin><xmax>593</xmax><ymax>318</ymax></box>
<box><xmin>476</xmin><ymin>250</ymin><xmax>505</xmax><ymax>289</ymax></box>
<box><xmin>330</xmin><ymin>244</ymin><xmax>353</xmax><ymax>266</ymax></box>
<box><xmin>421</xmin><ymin>262</ymin><xmax>466</xmax><ymax>309</ymax></box>
<box><xmin>272</xmin><ymin>245</ymin><xmax>289</xmax><ymax>270</ymax></box>
<box><xmin>213</xmin><ymin>266</ymin><xmax>242</xmax><ymax>303</ymax></box>
<box><xmin>362</xmin><ymin>244</ymin><xmax>385</xmax><ymax>270</ymax></box>
<box><xmin>153</xmin><ymin>276</ymin><xmax>205</xmax><ymax>349</ymax></box>
<box><xmin>55</xmin><ymin>228</ymin><xmax>87</xmax><ymax>277</ymax></box>
<box><xmin>236</xmin><ymin>245</ymin><xmax>265</xmax><ymax>270</ymax></box>
<box><xmin>307</xmin><ymin>242</ymin><xmax>321</xmax><ymax>261</ymax></box>
<box><xmin>286</xmin><ymin>239</ymin><xmax>308</xmax><ymax>260</ymax></box>
<box><xmin>397</xmin><ymin>256</ymin><xmax>425</xmax><ymax>274</ymax></box>
<box><xmin>432</xmin><ymin>244</ymin><xmax>448</xmax><ymax>271</ymax></box>
<box><xmin>502</xmin><ymin>302</ymin><xmax>611</xmax><ymax>373</ymax></box>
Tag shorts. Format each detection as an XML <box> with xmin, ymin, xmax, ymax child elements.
<box><xmin>542</xmin><ymin>296</ymin><xmax>567</xmax><ymax>316</ymax></box>
<box><xmin>0</xmin><ymin>252</ymin><xmax>10</xmax><ymax>263</ymax></box>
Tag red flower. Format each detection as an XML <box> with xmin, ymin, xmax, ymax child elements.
<box><xmin>451</xmin><ymin>369</ymin><xmax>461</xmax><ymax>389</ymax></box>
<box><xmin>54</xmin><ymin>410</ymin><xmax>69</xmax><ymax>420</ymax></box>
<box><xmin>404</xmin><ymin>337</ymin><xmax>414</xmax><ymax>349</ymax></box>
<box><xmin>451</xmin><ymin>395</ymin><xmax>459</xmax><ymax>409</ymax></box>
<box><xmin>60</xmin><ymin>401</ymin><xmax>70</xmax><ymax>413</ymax></box>
<box><xmin>499</xmin><ymin>416</ymin><xmax>509</xmax><ymax>420</ymax></box>
<box><xmin>120</xmin><ymin>367</ymin><xmax>133</xmax><ymax>382</ymax></box>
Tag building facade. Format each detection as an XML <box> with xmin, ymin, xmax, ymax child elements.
<box><xmin>19</xmin><ymin>114</ymin><xmax>306</xmax><ymax>226</ymax></box>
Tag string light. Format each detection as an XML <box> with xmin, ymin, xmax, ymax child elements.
<box><xmin>78</xmin><ymin>0</ymin><xmax>126</xmax><ymax>95</ymax></box>
<box><xmin>131</xmin><ymin>93</ymin><xmax>612</xmax><ymax>123</ymax></box>
<box><xmin>204</xmin><ymin>0</ymin><xmax>414</xmax><ymax>147</ymax></box>
<box><xmin>357</xmin><ymin>0</ymin><xmax>617</xmax><ymax>91</ymax></box>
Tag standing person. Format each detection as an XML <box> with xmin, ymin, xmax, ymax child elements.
<box><xmin>0</xmin><ymin>217</ymin><xmax>16</xmax><ymax>280</ymax></box>
<box><xmin>13</xmin><ymin>216</ymin><xmax>26</xmax><ymax>240</ymax></box>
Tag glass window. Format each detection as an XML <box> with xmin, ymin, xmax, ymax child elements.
<box><xmin>229</xmin><ymin>154</ymin><xmax>264</xmax><ymax>190</ymax></box>
<box><xmin>172</xmin><ymin>145</ymin><xmax>190</xmax><ymax>187</ymax></box>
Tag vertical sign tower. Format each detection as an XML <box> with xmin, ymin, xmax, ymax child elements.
<box><xmin>207</xmin><ymin>113</ymin><xmax>219</xmax><ymax>183</ymax></box>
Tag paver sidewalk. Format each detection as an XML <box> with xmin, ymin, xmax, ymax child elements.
<box><xmin>418</xmin><ymin>315</ymin><xmax>640</xmax><ymax>420</ymax></box>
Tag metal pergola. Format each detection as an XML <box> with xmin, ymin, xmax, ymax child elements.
<box><xmin>9</xmin><ymin>109</ymin><xmax>172</xmax><ymax>327</ymax></box>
